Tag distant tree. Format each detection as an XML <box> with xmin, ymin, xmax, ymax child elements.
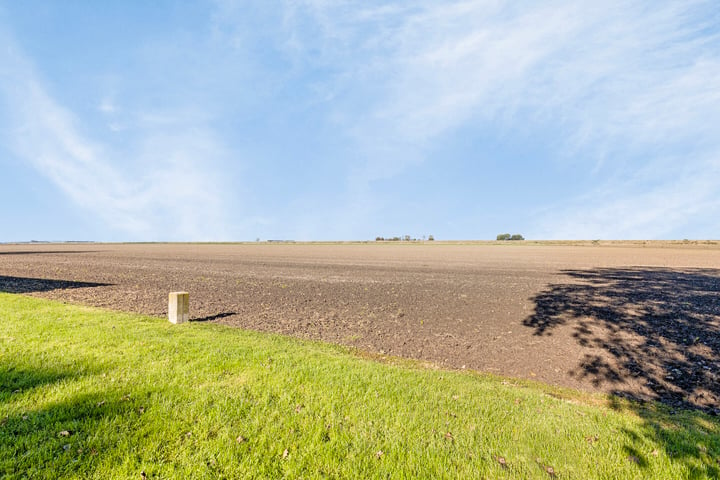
<box><xmin>391</xmin><ymin>236</ymin><xmax>401</xmax><ymax>241</ymax></box>
<box><xmin>496</xmin><ymin>233</ymin><xmax>511</xmax><ymax>241</ymax></box>
<box><xmin>510</xmin><ymin>234</ymin><xmax>525</xmax><ymax>241</ymax></box>
<box><xmin>404</xmin><ymin>235</ymin><xmax>411</xmax><ymax>242</ymax></box>
<box><xmin>428</xmin><ymin>235</ymin><xmax>435</xmax><ymax>241</ymax></box>
<box><xmin>375</xmin><ymin>236</ymin><xmax>385</xmax><ymax>241</ymax></box>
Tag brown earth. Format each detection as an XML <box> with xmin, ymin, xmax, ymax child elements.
<box><xmin>1</xmin><ymin>242</ymin><xmax>719</xmax><ymax>412</ymax></box>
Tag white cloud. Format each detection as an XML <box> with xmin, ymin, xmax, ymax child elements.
<box><xmin>98</xmin><ymin>97</ymin><xmax>116</xmax><ymax>114</ymax></box>
<box><xmin>0</xmin><ymin>28</ymin><xmax>232</xmax><ymax>241</ymax></box>
<box><xmin>530</xmin><ymin>154</ymin><xmax>720</xmax><ymax>239</ymax></box>
<box><xmin>278</xmin><ymin>1</ymin><xmax>716</xmax><ymax>150</ymax></box>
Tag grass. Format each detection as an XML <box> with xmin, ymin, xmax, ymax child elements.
<box><xmin>1</xmin><ymin>293</ymin><xmax>718</xmax><ymax>479</ymax></box>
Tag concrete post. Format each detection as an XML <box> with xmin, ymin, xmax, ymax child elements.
<box><xmin>168</xmin><ymin>292</ymin><xmax>189</xmax><ymax>324</ymax></box>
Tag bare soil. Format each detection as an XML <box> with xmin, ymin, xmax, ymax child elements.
<box><xmin>1</xmin><ymin>242</ymin><xmax>719</xmax><ymax>412</ymax></box>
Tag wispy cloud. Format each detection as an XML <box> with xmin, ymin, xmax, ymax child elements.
<box><xmin>271</xmin><ymin>0</ymin><xmax>720</xmax><ymax>238</ymax></box>
<box><xmin>0</xmin><ymin>27</ymin><xmax>231</xmax><ymax>240</ymax></box>
<box><xmin>3</xmin><ymin>2</ymin><xmax>719</xmax><ymax>240</ymax></box>
<box><xmin>98</xmin><ymin>97</ymin><xmax>116</xmax><ymax>114</ymax></box>
<box><xmin>531</xmin><ymin>153</ymin><xmax>720</xmax><ymax>239</ymax></box>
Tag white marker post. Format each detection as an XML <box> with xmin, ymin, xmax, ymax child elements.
<box><xmin>168</xmin><ymin>292</ymin><xmax>189</xmax><ymax>324</ymax></box>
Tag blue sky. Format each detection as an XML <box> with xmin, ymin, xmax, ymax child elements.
<box><xmin>1</xmin><ymin>1</ymin><xmax>719</xmax><ymax>241</ymax></box>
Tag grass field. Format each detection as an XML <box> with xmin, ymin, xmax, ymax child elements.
<box><xmin>1</xmin><ymin>293</ymin><xmax>718</xmax><ymax>479</ymax></box>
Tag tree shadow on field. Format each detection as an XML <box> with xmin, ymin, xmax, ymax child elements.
<box><xmin>524</xmin><ymin>268</ymin><xmax>720</xmax><ymax>475</ymax></box>
<box><xmin>524</xmin><ymin>268</ymin><xmax>720</xmax><ymax>411</ymax></box>
<box><xmin>0</xmin><ymin>275</ymin><xmax>111</xmax><ymax>294</ymax></box>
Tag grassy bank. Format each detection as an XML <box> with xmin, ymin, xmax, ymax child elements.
<box><xmin>0</xmin><ymin>293</ymin><xmax>718</xmax><ymax>478</ymax></box>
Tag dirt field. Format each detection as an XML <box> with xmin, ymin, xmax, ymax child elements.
<box><xmin>1</xmin><ymin>242</ymin><xmax>719</xmax><ymax>412</ymax></box>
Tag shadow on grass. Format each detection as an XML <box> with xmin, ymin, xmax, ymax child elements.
<box><xmin>524</xmin><ymin>268</ymin><xmax>720</xmax><ymax>475</ymax></box>
<box><xmin>0</xmin><ymin>365</ymin><xmax>151</xmax><ymax>478</ymax></box>
<box><xmin>0</xmin><ymin>366</ymin><xmax>75</xmax><ymax>401</ymax></box>
<box><xmin>610</xmin><ymin>397</ymin><xmax>720</xmax><ymax>478</ymax></box>
<box><xmin>0</xmin><ymin>276</ymin><xmax>111</xmax><ymax>294</ymax></box>
<box><xmin>1</xmin><ymin>393</ymin><xmax>149</xmax><ymax>478</ymax></box>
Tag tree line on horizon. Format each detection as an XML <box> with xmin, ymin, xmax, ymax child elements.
<box><xmin>375</xmin><ymin>235</ymin><xmax>435</xmax><ymax>242</ymax></box>
<box><xmin>496</xmin><ymin>233</ymin><xmax>525</xmax><ymax>241</ymax></box>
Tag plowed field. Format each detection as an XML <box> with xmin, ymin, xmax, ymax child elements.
<box><xmin>1</xmin><ymin>242</ymin><xmax>719</xmax><ymax>412</ymax></box>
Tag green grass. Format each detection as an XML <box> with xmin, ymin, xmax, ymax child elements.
<box><xmin>1</xmin><ymin>293</ymin><xmax>718</xmax><ymax>479</ymax></box>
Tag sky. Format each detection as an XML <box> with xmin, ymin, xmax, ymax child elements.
<box><xmin>1</xmin><ymin>1</ymin><xmax>719</xmax><ymax>242</ymax></box>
